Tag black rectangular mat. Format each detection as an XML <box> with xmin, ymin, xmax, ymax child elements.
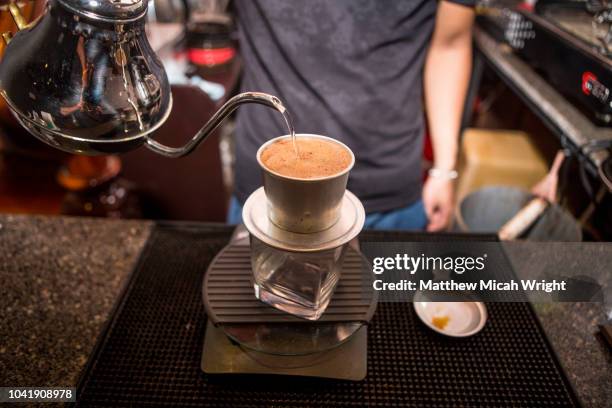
<box><xmin>76</xmin><ymin>223</ymin><xmax>580</xmax><ymax>407</ymax></box>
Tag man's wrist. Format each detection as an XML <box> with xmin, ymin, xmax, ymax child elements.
<box><xmin>431</xmin><ymin>148</ymin><xmax>457</xmax><ymax>171</ymax></box>
<box><xmin>428</xmin><ymin>167</ymin><xmax>458</xmax><ymax>180</ymax></box>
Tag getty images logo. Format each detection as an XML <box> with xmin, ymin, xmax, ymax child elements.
<box><xmin>372</xmin><ymin>253</ymin><xmax>488</xmax><ymax>275</ymax></box>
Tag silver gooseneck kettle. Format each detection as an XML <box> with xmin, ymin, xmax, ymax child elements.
<box><xmin>0</xmin><ymin>0</ymin><xmax>288</xmax><ymax>157</ymax></box>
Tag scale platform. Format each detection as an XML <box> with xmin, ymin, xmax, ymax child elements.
<box><xmin>201</xmin><ymin>227</ymin><xmax>377</xmax><ymax>380</ymax></box>
<box><xmin>201</xmin><ymin>321</ymin><xmax>368</xmax><ymax>380</ymax></box>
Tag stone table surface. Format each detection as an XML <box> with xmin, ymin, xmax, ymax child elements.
<box><xmin>0</xmin><ymin>215</ymin><xmax>152</xmax><ymax>390</ymax></box>
<box><xmin>0</xmin><ymin>215</ymin><xmax>610</xmax><ymax>407</ymax></box>
<box><xmin>503</xmin><ymin>242</ymin><xmax>612</xmax><ymax>407</ymax></box>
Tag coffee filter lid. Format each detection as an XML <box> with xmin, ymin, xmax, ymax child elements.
<box><xmin>242</xmin><ymin>187</ymin><xmax>365</xmax><ymax>252</ymax></box>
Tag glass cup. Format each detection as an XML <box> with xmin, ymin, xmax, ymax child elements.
<box><xmin>250</xmin><ymin>236</ymin><xmax>347</xmax><ymax>320</ymax></box>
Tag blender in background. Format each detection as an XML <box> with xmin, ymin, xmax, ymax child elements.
<box><xmin>184</xmin><ymin>0</ymin><xmax>235</xmax><ymax>76</ymax></box>
<box><xmin>150</xmin><ymin>0</ymin><xmax>235</xmax><ymax>74</ymax></box>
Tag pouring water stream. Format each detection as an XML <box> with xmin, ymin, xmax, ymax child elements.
<box><xmin>279</xmin><ymin>108</ymin><xmax>300</xmax><ymax>158</ymax></box>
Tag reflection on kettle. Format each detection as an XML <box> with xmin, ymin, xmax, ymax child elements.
<box><xmin>0</xmin><ymin>0</ymin><xmax>289</xmax><ymax>157</ymax></box>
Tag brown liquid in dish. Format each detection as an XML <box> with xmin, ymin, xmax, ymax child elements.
<box><xmin>261</xmin><ymin>137</ymin><xmax>351</xmax><ymax>179</ymax></box>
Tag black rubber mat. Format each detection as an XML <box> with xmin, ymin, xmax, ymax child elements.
<box><xmin>76</xmin><ymin>223</ymin><xmax>580</xmax><ymax>407</ymax></box>
<box><xmin>204</xmin><ymin>243</ymin><xmax>377</xmax><ymax>324</ymax></box>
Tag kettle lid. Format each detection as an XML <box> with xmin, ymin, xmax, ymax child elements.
<box><xmin>57</xmin><ymin>0</ymin><xmax>147</xmax><ymax>23</ymax></box>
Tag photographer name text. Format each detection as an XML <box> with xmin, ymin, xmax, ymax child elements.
<box><xmin>373</xmin><ymin>279</ymin><xmax>567</xmax><ymax>293</ymax></box>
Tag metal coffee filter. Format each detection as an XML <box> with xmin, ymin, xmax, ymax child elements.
<box><xmin>242</xmin><ymin>187</ymin><xmax>365</xmax><ymax>252</ymax></box>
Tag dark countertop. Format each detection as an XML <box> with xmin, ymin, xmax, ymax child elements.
<box><xmin>1</xmin><ymin>215</ymin><xmax>610</xmax><ymax>406</ymax></box>
<box><xmin>0</xmin><ymin>215</ymin><xmax>152</xmax><ymax>388</ymax></box>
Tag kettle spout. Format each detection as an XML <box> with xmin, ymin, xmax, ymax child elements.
<box><xmin>144</xmin><ymin>92</ymin><xmax>290</xmax><ymax>158</ymax></box>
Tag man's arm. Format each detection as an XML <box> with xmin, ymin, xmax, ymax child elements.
<box><xmin>422</xmin><ymin>0</ymin><xmax>475</xmax><ymax>231</ymax></box>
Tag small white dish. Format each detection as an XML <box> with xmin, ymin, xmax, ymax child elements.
<box><xmin>413</xmin><ymin>290</ymin><xmax>487</xmax><ymax>337</ymax></box>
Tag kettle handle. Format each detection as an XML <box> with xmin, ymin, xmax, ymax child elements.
<box><xmin>144</xmin><ymin>91</ymin><xmax>288</xmax><ymax>158</ymax></box>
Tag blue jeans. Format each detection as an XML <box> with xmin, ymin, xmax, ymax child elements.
<box><xmin>227</xmin><ymin>196</ymin><xmax>427</xmax><ymax>231</ymax></box>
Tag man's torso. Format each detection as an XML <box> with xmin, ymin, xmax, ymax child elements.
<box><xmin>233</xmin><ymin>0</ymin><xmax>438</xmax><ymax>213</ymax></box>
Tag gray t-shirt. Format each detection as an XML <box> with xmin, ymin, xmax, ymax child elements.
<box><xmin>233</xmin><ymin>0</ymin><xmax>470</xmax><ymax>213</ymax></box>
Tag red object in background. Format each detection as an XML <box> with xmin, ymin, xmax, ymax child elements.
<box><xmin>517</xmin><ymin>1</ymin><xmax>534</xmax><ymax>12</ymax></box>
<box><xmin>423</xmin><ymin>127</ymin><xmax>433</xmax><ymax>163</ymax></box>
<box><xmin>187</xmin><ymin>47</ymin><xmax>236</xmax><ymax>67</ymax></box>
<box><xmin>582</xmin><ymin>71</ymin><xmax>597</xmax><ymax>95</ymax></box>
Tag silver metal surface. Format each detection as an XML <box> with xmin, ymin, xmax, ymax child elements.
<box><xmin>545</xmin><ymin>5</ymin><xmax>612</xmax><ymax>53</ymax></box>
<box><xmin>57</xmin><ymin>0</ymin><xmax>148</xmax><ymax>23</ymax></box>
<box><xmin>474</xmin><ymin>27</ymin><xmax>612</xmax><ymax>174</ymax></box>
<box><xmin>242</xmin><ymin>187</ymin><xmax>365</xmax><ymax>253</ymax></box>
<box><xmin>220</xmin><ymin>321</ymin><xmax>362</xmax><ymax>356</ymax></box>
<box><xmin>145</xmin><ymin>92</ymin><xmax>287</xmax><ymax>158</ymax></box>
<box><xmin>0</xmin><ymin>0</ymin><xmax>287</xmax><ymax>157</ymax></box>
<box><xmin>0</xmin><ymin>0</ymin><xmax>170</xmax><ymax>155</ymax></box>
<box><xmin>256</xmin><ymin>134</ymin><xmax>355</xmax><ymax>233</ymax></box>
<box><xmin>201</xmin><ymin>321</ymin><xmax>368</xmax><ymax>380</ymax></box>
<box><xmin>455</xmin><ymin>186</ymin><xmax>582</xmax><ymax>241</ymax></box>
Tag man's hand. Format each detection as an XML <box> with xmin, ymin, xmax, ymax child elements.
<box><xmin>423</xmin><ymin>176</ymin><xmax>454</xmax><ymax>231</ymax></box>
